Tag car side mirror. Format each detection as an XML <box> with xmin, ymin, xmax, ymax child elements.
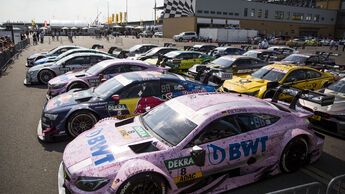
<box><xmin>190</xmin><ymin>145</ymin><xmax>205</xmax><ymax>166</ymax></box>
<box><xmin>111</xmin><ymin>94</ymin><xmax>120</xmax><ymax>105</ymax></box>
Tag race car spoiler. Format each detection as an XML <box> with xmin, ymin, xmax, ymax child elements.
<box><xmin>271</xmin><ymin>85</ymin><xmax>335</xmax><ymax>110</ymax></box>
<box><xmin>194</xmin><ymin>65</ymin><xmax>233</xmax><ymax>85</ymax></box>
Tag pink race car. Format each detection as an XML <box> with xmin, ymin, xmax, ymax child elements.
<box><xmin>47</xmin><ymin>59</ymin><xmax>169</xmax><ymax>98</ymax></box>
<box><xmin>58</xmin><ymin>86</ymin><xmax>332</xmax><ymax>194</ymax></box>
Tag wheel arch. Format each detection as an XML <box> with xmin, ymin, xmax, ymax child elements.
<box><xmin>113</xmin><ymin>159</ymin><xmax>177</xmax><ymax>193</ymax></box>
<box><xmin>38</xmin><ymin>68</ymin><xmax>56</xmax><ymax>78</ymax></box>
<box><xmin>66</xmin><ymin>80</ymin><xmax>89</xmax><ymax>91</ymax></box>
<box><xmin>64</xmin><ymin>108</ymin><xmax>100</xmax><ymax>131</ymax></box>
<box><xmin>280</xmin><ymin>129</ymin><xmax>315</xmax><ymax>156</ymax></box>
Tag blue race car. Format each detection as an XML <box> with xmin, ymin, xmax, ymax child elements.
<box><xmin>38</xmin><ymin>71</ymin><xmax>216</xmax><ymax>142</ymax></box>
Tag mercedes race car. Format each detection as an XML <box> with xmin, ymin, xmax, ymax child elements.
<box><xmin>58</xmin><ymin>87</ymin><xmax>330</xmax><ymax>194</ymax></box>
<box><xmin>299</xmin><ymin>78</ymin><xmax>345</xmax><ymax>137</ymax></box>
<box><xmin>47</xmin><ymin>59</ymin><xmax>169</xmax><ymax>98</ymax></box>
<box><xmin>127</xmin><ymin>44</ymin><xmax>159</xmax><ymax>57</ymax></box>
<box><xmin>220</xmin><ymin>63</ymin><xmax>334</xmax><ymax>100</ymax></box>
<box><xmin>33</xmin><ymin>47</ymin><xmax>118</xmax><ymax>66</ymax></box>
<box><xmin>26</xmin><ymin>45</ymin><xmax>82</xmax><ymax>67</ymax></box>
<box><xmin>38</xmin><ymin>71</ymin><xmax>216</xmax><ymax>142</ymax></box>
<box><xmin>24</xmin><ymin>53</ymin><xmax>114</xmax><ymax>85</ymax></box>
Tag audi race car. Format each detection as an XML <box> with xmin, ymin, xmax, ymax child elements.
<box><xmin>58</xmin><ymin>87</ymin><xmax>330</xmax><ymax>194</ymax></box>
<box><xmin>38</xmin><ymin>71</ymin><xmax>216</xmax><ymax>142</ymax></box>
<box><xmin>220</xmin><ymin>63</ymin><xmax>334</xmax><ymax>100</ymax></box>
<box><xmin>146</xmin><ymin>51</ymin><xmax>215</xmax><ymax>72</ymax></box>
<box><xmin>33</xmin><ymin>48</ymin><xmax>117</xmax><ymax>66</ymax></box>
<box><xmin>279</xmin><ymin>53</ymin><xmax>336</xmax><ymax>69</ymax></box>
<box><xmin>24</xmin><ymin>53</ymin><xmax>114</xmax><ymax>85</ymax></box>
<box><xmin>26</xmin><ymin>45</ymin><xmax>82</xmax><ymax>67</ymax></box>
<box><xmin>243</xmin><ymin>49</ymin><xmax>285</xmax><ymax>61</ymax></box>
<box><xmin>128</xmin><ymin>47</ymin><xmax>178</xmax><ymax>61</ymax></box>
<box><xmin>210</xmin><ymin>46</ymin><xmax>246</xmax><ymax>58</ymax></box>
<box><xmin>299</xmin><ymin>78</ymin><xmax>345</xmax><ymax>137</ymax></box>
<box><xmin>47</xmin><ymin>59</ymin><xmax>169</xmax><ymax>98</ymax></box>
<box><xmin>188</xmin><ymin>55</ymin><xmax>268</xmax><ymax>85</ymax></box>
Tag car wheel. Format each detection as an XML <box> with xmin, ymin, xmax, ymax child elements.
<box><xmin>262</xmin><ymin>90</ymin><xmax>274</xmax><ymax>99</ymax></box>
<box><xmin>280</xmin><ymin>137</ymin><xmax>308</xmax><ymax>173</ymax></box>
<box><xmin>67</xmin><ymin>110</ymin><xmax>98</xmax><ymax>138</ymax></box>
<box><xmin>67</xmin><ymin>82</ymin><xmax>88</xmax><ymax>91</ymax></box>
<box><xmin>118</xmin><ymin>173</ymin><xmax>168</xmax><ymax>194</ymax></box>
<box><xmin>38</xmin><ymin>70</ymin><xmax>55</xmax><ymax>85</ymax></box>
<box><xmin>179</xmin><ymin>38</ymin><xmax>183</xmax><ymax>42</ymax></box>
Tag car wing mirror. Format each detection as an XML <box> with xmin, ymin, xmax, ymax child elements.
<box><xmin>191</xmin><ymin>145</ymin><xmax>205</xmax><ymax>166</ymax></box>
<box><xmin>111</xmin><ymin>94</ymin><xmax>120</xmax><ymax>105</ymax></box>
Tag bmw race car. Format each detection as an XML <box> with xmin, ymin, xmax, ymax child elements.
<box><xmin>24</xmin><ymin>53</ymin><xmax>114</xmax><ymax>85</ymax></box>
<box><xmin>128</xmin><ymin>47</ymin><xmax>178</xmax><ymax>61</ymax></box>
<box><xmin>38</xmin><ymin>71</ymin><xmax>216</xmax><ymax>142</ymax></box>
<box><xmin>47</xmin><ymin>59</ymin><xmax>169</xmax><ymax>98</ymax></box>
<box><xmin>33</xmin><ymin>48</ymin><xmax>118</xmax><ymax>66</ymax></box>
<box><xmin>58</xmin><ymin>87</ymin><xmax>329</xmax><ymax>194</ymax></box>
<box><xmin>26</xmin><ymin>45</ymin><xmax>82</xmax><ymax>67</ymax></box>
<box><xmin>220</xmin><ymin>63</ymin><xmax>334</xmax><ymax>100</ymax></box>
<box><xmin>299</xmin><ymin>78</ymin><xmax>345</xmax><ymax>137</ymax></box>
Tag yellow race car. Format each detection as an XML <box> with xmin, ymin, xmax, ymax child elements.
<box><xmin>219</xmin><ymin>63</ymin><xmax>334</xmax><ymax>99</ymax></box>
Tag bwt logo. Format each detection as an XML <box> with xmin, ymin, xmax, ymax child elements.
<box><xmin>207</xmin><ymin>136</ymin><xmax>268</xmax><ymax>165</ymax></box>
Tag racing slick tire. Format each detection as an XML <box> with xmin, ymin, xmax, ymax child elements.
<box><xmin>38</xmin><ymin>69</ymin><xmax>55</xmax><ymax>85</ymax></box>
<box><xmin>67</xmin><ymin>82</ymin><xmax>89</xmax><ymax>91</ymax></box>
<box><xmin>118</xmin><ymin>173</ymin><xmax>168</xmax><ymax>194</ymax></box>
<box><xmin>67</xmin><ymin>110</ymin><xmax>98</xmax><ymax>138</ymax></box>
<box><xmin>178</xmin><ymin>38</ymin><xmax>183</xmax><ymax>42</ymax></box>
<box><xmin>280</xmin><ymin>136</ymin><xmax>308</xmax><ymax>173</ymax></box>
<box><xmin>262</xmin><ymin>90</ymin><xmax>275</xmax><ymax>99</ymax></box>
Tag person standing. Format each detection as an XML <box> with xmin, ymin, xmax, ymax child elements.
<box><xmin>36</xmin><ymin>32</ymin><xmax>39</xmax><ymax>44</ymax></box>
<box><xmin>39</xmin><ymin>31</ymin><xmax>44</xmax><ymax>43</ymax></box>
<box><xmin>32</xmin><ymin>33</ymin><xmax>37</xmax><ymax>45</ymax></box>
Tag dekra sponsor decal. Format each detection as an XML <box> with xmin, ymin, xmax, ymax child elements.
<box><xmin>164</xmin><ymin>156</ymin><xmax>194</xmax><ymax>170</ymax></box>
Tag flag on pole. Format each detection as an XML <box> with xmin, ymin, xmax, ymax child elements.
<box><xmin>116</xmin><ymin>14</ymin><xmax>119</xmax><ymax>24</ymax></box>
<box><xmin>124</xmin><ymin>12</ymin><xmax>127</xmax><ymax>23</ymax></box>
<box><xmin>120</xmin><ymin>12</ymin><xmax>123</xmax><ymax>25</ymax></box>
<box><xmin>44</xmin><ymin>21</ymin><xmax>48</xmax><ymax>28</ymax></box>
<box><xmin>157</xmin><ymin>16</ymin><xmax>159</xmax><ymax>24</ymax></box>
<box><xmin>31</xmin><ymin>20</ymin><xmax>35</xmax><ymax>26</ymax></box>
<box><xmin>112</xmin><ymin>14</ymin><xmax>115</xmax><ymax>22</ymax></box>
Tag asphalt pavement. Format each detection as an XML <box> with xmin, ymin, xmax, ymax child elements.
<box><xmin>0</xmin><ymin>36</ymin><xmax>345</xmax><ymax>194</ymax></box>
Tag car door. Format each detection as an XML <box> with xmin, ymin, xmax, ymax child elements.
<box><xmin>304</xmin><ymin>69</ymin><xmax>324</xmax><ymax>90</ymax></box>
<box><xmin>178</xmin><ymin>53</ymin><xmax>194</xmax><ymax>69</ymax></box>
<box><xmin>232</xmin><ymin>59</ymin><xmax>252</xmax><ymax>75</ymax></box>
<box><xmin>283</xmin><ymin>69</ymin><xmax>310</xmax><ymax>89</ymax></box>
<box><xmin>107</xmin><ymin>81</ymin><xmax>162</xmax><ymax>119</ymax></box>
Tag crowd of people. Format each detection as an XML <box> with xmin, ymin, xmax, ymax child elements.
<box><xmin>0</xmin><ymin>36</ymin><xmax>14</xmax><ymax>53</ymax></box>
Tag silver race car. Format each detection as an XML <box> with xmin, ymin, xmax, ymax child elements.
<box><xmin>299</xmin><ymin>78</ymin><xmax>345</xmax><ymax>137</ymax></box>
<box><xmin>26</xmin><ymin>45</ymin><xmax>82</xmax><ymax>67</ymax></box>
<box><xmin>24</xmin><ymin>53</ymin><xmax>114</xmax><ymax>85</ymax></box>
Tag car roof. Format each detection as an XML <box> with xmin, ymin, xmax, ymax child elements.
<box><xmin>173</xmin><ymin>50</ymin><xmax>204</xmax><ymax>54</ymax></box>
<box><xmin>120</xmin><ymin>71</ymin><xmax>184</xmax><ymax>82</ymax></box>
<box><xmin>268</xmin><ymin>63</ymin><xmax>318</xmax><ymax>71</ymax></box>
<box><xmin>96</xmin><ymin>59</ymin><xmax>151</xmax><ymax>67</ymax></box>
<box><xmin>61</xmin><ymin>52</ymin><xmax>113</xmax><ymax>61</ymax></box>
<box><xmin>222</xmin><ymin>55</ymin><xmax>256</xmax><ymax>60</ymax></box>
<box><xmin>165</xmin><ymin>93</ymin><xmax>277</xmax><ymax>122</ymax></box>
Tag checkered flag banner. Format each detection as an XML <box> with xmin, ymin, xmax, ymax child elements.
<box><xmin>163</xmin><ymin>0</ymin><xmax>195</xmax><ymax>18</ymax></box>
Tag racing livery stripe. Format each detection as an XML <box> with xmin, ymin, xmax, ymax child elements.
<box><xmin>166</xmin><ymin>100</ymin><xmax>205</xmax><ymax>125</ymax></box>
<box><xmin>68</xmin><ymin>158</ymin><xmax>93</xmax><ymax>174</ymax></box>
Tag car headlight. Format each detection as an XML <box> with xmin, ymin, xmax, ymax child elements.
<box><xmin>44</xmin><ymin>113</ymin><xmax>58</xmax><ymax>120</ymax></box>
<box><xmin>75</xmin><ymin>176</ymin><xmax>110</xmax><ymax>191</ymax></box>
<box><xmin>28</xmin><ymin>71</ymin><xmax>35</xmax><ymax>75</ymax></box>
<box><xmin>51</xmin><ymin>83</ymin><xmax>67</xmax><ymax>89</ymax></box>
<box><xmin>244</xmin><ymin>90</ymin><xmax>259</xmax><ymax>96</ymax></box>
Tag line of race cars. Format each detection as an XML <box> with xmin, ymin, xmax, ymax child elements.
<box><xmin>24</xmin><ymin>43</ymin><xmax>345</xmax><ymax>194</ymax></box>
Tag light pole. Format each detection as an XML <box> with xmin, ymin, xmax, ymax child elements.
<box><xmin>126</xmin><ymin>0</ymin><xmax>128</xmax><ymax>24</ymax></box>
<box><xmin>154</xmin><ymin>0</ymin><xmax>156</xmax><ymax>26</ymax></box>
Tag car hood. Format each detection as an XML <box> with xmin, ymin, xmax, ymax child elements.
<box><xmin>28</xmin><ymin>52</ymin><xmax>48</xmax><ymax>59</ymax></box>
<box><xmin>45</xmin><ymin>89</ymin><xmax>93</xmax><ymax>111</ymax></box>
<box><xmin>63</xmin><ymin>117</ymin><xmax>163</xmax><ymax>177</ymax></box>
<box><xmin>35</xmin><ymin>56</ymin><xmax>57</xmax><ymax>64</ymax></box>
<box><xmin>49</xmin><ymin>71</ymin><xmax>84</xmax><ymax>85</ymax></box>
<box><xmin>28</xmin><ymin>62</ymin><xmax>55</xmax><ymax>72</ymax></box>
<box><xmin>299</xmin><ymin>89</ymin><xmax>345</xmax><ymax>115</ymax></box>
<box><xmin>223</xmin><ymin>75</ymin><xmax>269</xmax><ymax>92</ymax></box>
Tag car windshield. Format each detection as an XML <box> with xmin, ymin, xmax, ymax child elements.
<box><xmin>328</xmin><ymin>80</ymin><xmax>345</xmax><ymax>93</ymax></box>
<box><xmin>208</xmin><ymin>57</ymin><xmax>234</xmax><ymax>68</ymax></box>
<box><xmin>252</xmin><ymin>66</ymin><xmax>286</xmax><ymax>82</ymax></box>
<box><xmin>129</xmin><ymin>45</ymin><xmax>142</xmax><ymax>52</ymax></box>
<box><xmin>282</xmin><ymin>55</ymin><xmax>308</xmax><ymax>63</ymax></box>
<box><xmin>164</xmin><ymin>51</ymin><xmax>180</xmax><ymax>58</ymax></box>
<box><xmin>141</xmin><ymin>103</ymin><xmax>197</xmax><ymax>146</ymax></box>
<box><xmin>86</xmin><ymin>63</ymin><xmax>105</xmax><ymax>75</ymax></box>
<box><xmin>94</xmin><ymin>76</ymin><xmax>127</xmax><ymax>98</ymax></box>
<box><xmin>144</xmin><ymin>47</ymin><xmax>160</xmax><ymax>56</ymax></box>
<box><xmin>48</xmin><ymin>47</ymin><xmax>59</xmax><ymax>55</ymax></box>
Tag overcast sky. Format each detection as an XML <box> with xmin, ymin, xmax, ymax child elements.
<box><xmin>0</xmin><ymin>0</ymin><xmax>164</xmax><ymax>24</ymax></box>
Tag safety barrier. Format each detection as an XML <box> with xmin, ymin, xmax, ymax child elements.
<box><xmin>0</xmin><ymin>38</ymin><xmax>30</xmax><ymax>74</ymax></box>
<box><xmin>326</xmin><ymin>174</ymin><xmax>345</xmax><ymax>194</ymax></box>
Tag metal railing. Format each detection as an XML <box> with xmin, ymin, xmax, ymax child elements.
<box><xmin>266</xmin><ymin>182</ymin><xmax>322</xmax><ymax>194</ymax></box>
<box><xmin>267</xmin><ymin>174</ymin><xmax>345</xmax><ymax>194</ymax></box>
<box><xmin>0</xmin><ymin>38</ymin><xmax>30</xmax><ymax>74</ymax></box>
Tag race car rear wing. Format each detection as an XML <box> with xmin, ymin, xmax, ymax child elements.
<box><xmin>315</xmin><ymin>51</ymin><xmax>341</xmax><ymax>58</ymax></box>
<box><xmin>271</xmin><ymin>85</ymin><xmax>335</xmax><ymax>110</ymax></box>
<box><xmin>91</xmin><ymin>44</ymin><xmax>104</xmax><ymax>49</ymax></box>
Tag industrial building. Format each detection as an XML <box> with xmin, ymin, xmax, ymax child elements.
<box><xmin>162</xmin><ymin>0</ymin><xmax>341</xmax><ymax>39</ymax></box>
